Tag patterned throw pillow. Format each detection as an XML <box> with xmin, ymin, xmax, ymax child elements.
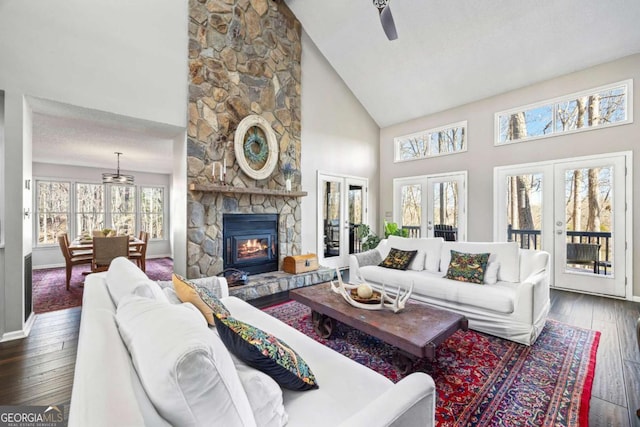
<box><xmin>215</xmin><ymin>315</ymin><xmax>319</xmax><ymax>391</ymax></box>
<box><xmin>446</xmin><ymin>250</ymin><xmax>490</xmax><ymax>284</ymax></box>
<box><xmin>379</xmin><ymin>248</ymin><xmax>418</xmax><ymax>270</ymax></box>
<box><xmin>172</xmin><ymin>274</ymin><xmax>230</xmax><ymax>324</ymax></box>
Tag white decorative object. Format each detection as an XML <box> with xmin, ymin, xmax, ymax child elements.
<box><xmin>285</xmin><ymin>178</ymin><xmax>292</xmax><ymax>192</ymax></box>
<box><xmin>330</xmin><ymin>269</ymin><xmax>412</xmax><ymax>313</ymax></box>
<box><xmin>356</xmin><ymin>283</ymin><xmax>373</xmax><ymax>299</ymax></box>
<box><xmin>234</xmin><ymin>114</ymin><xmax>278</xmax><ymax>180</ymax></box>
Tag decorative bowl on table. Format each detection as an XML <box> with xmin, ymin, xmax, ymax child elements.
<box><xmin>349</xmin><ymin>288</ymin><xmax>382</xmax><ymax>304</ymax></box>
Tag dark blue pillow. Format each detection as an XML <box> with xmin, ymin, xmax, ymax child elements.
<box><xmin>214</xmin><ymin>315</ymin><xmax>319</xmax><ymax>391</ymax></box>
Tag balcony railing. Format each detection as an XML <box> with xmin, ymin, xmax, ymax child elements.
<box><xmin>507</xmin><ymin>225</ymin><xmax>612</xmax><ymax>274</ymax></box>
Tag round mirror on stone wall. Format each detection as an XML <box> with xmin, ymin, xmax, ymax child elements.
<box><xmin>234</xmin><ymin>115</ymin><xmax>278</xmax><ymax>180</ymax></box>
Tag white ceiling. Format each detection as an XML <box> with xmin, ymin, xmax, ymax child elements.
<box><xmin>285</xmin><ymin>0</ymin><xmax>640</xmax><ymax>128</ymax></box>
<box><xmin>31</xmin><ymin>1</ymin><xmax>640</xmax><ymax>169</ymax></box>
<box><xmin>31</xmin><ymin>98</ymin><xmax>181</xmax><ymax>174</ymax></box>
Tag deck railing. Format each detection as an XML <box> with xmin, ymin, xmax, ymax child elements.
<box><xmin>507</xmin><ymin>225</ymin><xmax>612</xmax><ymax>273</ymax></box>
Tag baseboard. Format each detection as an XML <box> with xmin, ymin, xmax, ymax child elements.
<box><xmin>0</xmin><ymin>312</ymin><xmax>36</xmax><ymax>343</ymax></box>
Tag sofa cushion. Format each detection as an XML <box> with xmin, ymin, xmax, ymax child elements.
<box><xmin>105</xmin><ymin>257</ymin><xmax>151</xmax><ymax>306</ymax></box>
<box><xmin>484</xmin><ymin>261</ymin><xmax>500</xmax><ymax>285</ymax></box>
<box><xmin>215</xmin><ymin>315</ymin><xmax>319</xmax><ymax>391</ymax></box>
<box><xmin>358</xmin><ymin>265</ymin><xmax>516</xmax><ymax>314</ymax></box>
<box><xmin>173</xmin><ymin>273</ymin><xmax>230</xmax><ymax>324</ymax></box>
<box><xmin>221</xmin><ymin>296</ymin><xmax>394</xmax><ymax>426</ymax></box>
<box><xmin>116</xmin><ymin>295</ymin><xmax>256</xmax><ymax>427</ymax></box>
<box><xmin>387</xmin><ymin>236</ymin><xmax>444</xmax><ymax>272</ymax></box>
<box><xmin>379</xmin><ymin>248</ymin><xmax>417</xmax><ymax>270</ymax></box>
<box><xmin>445</xmin><ymin>250</ymin><xmax>490</xmax><ymax>284</ymax></box>
<box><xmin>440</xmin><ymin>241</ymin><xmax>520</xmax><ymax>283</ymax></box>
<box><xmin>231</xmin><ymin>354</ymin><xmax>288</xmax><ymax>427</ymax></box>
<box><xmin>132</xmin><ymin>280</ymin><xmax>169</xmax><ymax>303</ymax></box>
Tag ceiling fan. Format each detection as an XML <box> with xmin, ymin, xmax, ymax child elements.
<box><xmin>373</xmin><ymin>0</ymin><xmax>398</xmax><ymax>40</ymax></box>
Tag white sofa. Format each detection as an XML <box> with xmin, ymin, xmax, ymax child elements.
<box><xmin>350</xmin><ymin>236</ymin><xmax>550</xmax><ymax>346</ymax></box>
<box><xmin>69</xmin><ymin>257</ymin><xmax>436</xmax><ymax>427</ymax></box>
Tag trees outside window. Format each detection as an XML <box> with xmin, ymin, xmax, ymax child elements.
<box><xmin>395</xmin><ymin>121</ymin><xmax>467</xmax><ymax>162</ymax></box>
<box><xmin>37</xmin><ymin>180</ymin><xmax>70</xmax><ymax>244</ymax></box>
<box><xmin>76</xmin><ymin>183</ymin><xmax>104</xmax><ymax>235</ymax></box>
<box><xmin>140</xmin><ymin>186</ymin><xmax>164</xmax><ymax>239</ymax></box>
<box><xmin>36</xmin><ymin>180</ymin><xmax>166</xmax><ymax>245</ymax></box>
<box><xmin>110</xmin><ymin>185</ymin><xmax>136</xmax><ymax>236</ymax></box>
<box><xmin>496</xmin><ymin>80</ymin><xmax>631</xmax><ymax>145</ymax></box>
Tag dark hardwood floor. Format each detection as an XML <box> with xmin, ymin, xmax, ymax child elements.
<box><xmin>0</xmin><ymin>290</ymin><xmax>638</xmax><ymax>426</ymax></box>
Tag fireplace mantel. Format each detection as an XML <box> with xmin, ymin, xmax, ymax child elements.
<box><xmin>189</xmin><ymin>183</ymin><xmax>307</xmax><ymax>197</ymax></box>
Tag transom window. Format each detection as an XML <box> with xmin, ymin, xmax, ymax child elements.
<box><xmin>495</xmin><ymin>79</ymin><xmax>632</xmax><ymax>145</ymax></box>
<box><xmin>394</xmin><ymin>121</ymin><xmax>467</xmax><ymax>162</ymax></box>
<box><xmin>35</xmin><ymin>179</ymin><xmax>166</xmax><ymax>245</ymax></box>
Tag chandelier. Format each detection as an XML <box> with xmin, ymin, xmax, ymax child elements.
<box><xmin>102</xmin><ymin>152</ymin><xmax>134</xmax><ymax>185</ymax></box>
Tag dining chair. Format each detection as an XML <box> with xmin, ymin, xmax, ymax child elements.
<box><xmin>92</xmin><ymin>236</ymin><xmax>130</xmax><ymax>273</ymax></box>
<box><xmin>129</xmin><ymin>231</ymin><xmax>149</xmax><ymax>272</ymax></box>
<box><xmin>58</xmin><ymin>234</ymin><xmax>92</xmax><ymax>290</ymax></box>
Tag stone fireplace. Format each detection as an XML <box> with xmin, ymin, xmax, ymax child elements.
<box><xmin>186</xmin><ymin>1</ymin><xmax>302</xmax><ymax>279</ymax></box>
<box><xmin>223</xmin><ymin>213</ymin><xmax>278</xmax><ymax>274</ymax></box>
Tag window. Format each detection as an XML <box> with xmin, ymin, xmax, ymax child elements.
<box><xmin>140</xmin><ymin>186</ymin><xmax>164</xmax><ymax>239</ymax></box>
<box><xmin>110</xmin><ymin>185</ymin><xmax>136</xmax><ymax>236</ymax></box>
<box><xmin>36</xmin><ymin>179</ymin><xmax>167</xmax><ymax>246</ymax></box>
<box><xmin>76</xmin><ymin>182</ymin><xmax>104</xmax><ymax>235</ymax></box>
<box><xmin>496</xmin><ymin>80</ymin><xmax>632</xmax><ymax>145</ymax></box>
<box><xmin>394</xmin><ymin>121</ymin><xmax>467</xmax><ymax>162</ymax></box>
<box><xmin>37</xmin><ymin>180</ymin><xmax>70</xmax><ymax>244</ymax></box>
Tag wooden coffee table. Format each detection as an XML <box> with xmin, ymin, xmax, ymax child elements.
<box><xmin>290</xmin><ymin>282</ymin><xmax>468</xmax><ymax>373</ymax></box>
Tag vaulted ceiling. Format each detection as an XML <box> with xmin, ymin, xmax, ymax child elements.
<box><xmin>284</xmin><ymin>0</ymin><xmax>640</xmax><ymax>127</ymax></box>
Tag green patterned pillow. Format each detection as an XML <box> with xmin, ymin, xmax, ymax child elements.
<box><xmin>379</xmin><ymin>248</ymin><xmax>418</xmax><ymax>270</ymax></box>
<box><xmin>215</xmin><ymin>315</ymin><xmax>319</xmax><ymax>391</ymax></box>
<box><xmin>446</xmin><ymin>250</ymin><xmax>490</xmax><ymax>284</ymax></box>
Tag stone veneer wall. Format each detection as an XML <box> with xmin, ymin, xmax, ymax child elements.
<box><xmin>186</xmin><ymin>0</ymin><xmax>302</xmax><ymax>278</ymax></box>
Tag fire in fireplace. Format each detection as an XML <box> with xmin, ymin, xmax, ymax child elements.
<box><xmin>223</xmin><ymin>214</ymin><xmax>278</xmax><ymax>275</ymax></box>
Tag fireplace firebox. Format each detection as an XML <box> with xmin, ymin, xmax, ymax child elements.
<box><xmin>223</xmin><ymin>214</ymin><xmax>278</xmax><ymax>275</ymax></box>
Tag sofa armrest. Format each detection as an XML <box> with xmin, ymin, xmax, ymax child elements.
<box><xmin>349</xmin><ymin>249</ymin><xmax>382</xmax><ymax>283</ymax></box>
<box><xmin>337</xmin><ymin>373</ymin><xmax>435</xmax><ymax>427</ymax></box>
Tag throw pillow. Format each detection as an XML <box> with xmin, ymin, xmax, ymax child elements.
<box><xmin>173</xmin><ymin>273</ymin><xmax>230</xmax><ymax>324</ymax></box>
<box><xmin>215</xmin><ymin>315</ymin><xmax>319</xmax><ymax>391</ymax></box>
<box><xmin>483</xmin><ymin>261</ymin><xmax>501</xmax><ymax>285</ymax></box>
<box><xmin>379</xmin><ymin>248</ymin><xmax>418</xmax><ymax>270</ymax></box>
<box><xmin>446</xmin><ymin>250</ymin><xmax>490</xmax><ymax>284</ymax></box>
<box><xmin>115</xmin><ymin>295</ymin><xmax>256</xmax><ymax>427</ymax></box>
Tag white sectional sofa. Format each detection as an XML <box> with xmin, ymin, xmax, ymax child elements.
<box><xmin>350</xmin><ymin>236</ymin><xmax>550</xmax><ymax>346</ymax></box>
<box><xmin>69</xmin><ymin>257</ymin><xmax>436</xmax><ymax>427</ymax></box>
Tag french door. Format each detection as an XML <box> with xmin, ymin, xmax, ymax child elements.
<box><xmin>317</xmin><ymin>172</ymin><xmax>368</xmax><ymax>269</ymax></box>
<box><xmin>494</xmin><ymin>153</ymin><xmax>631</xmax><ymax>298</ymax></box>
<box><xmin>393</xmin><ymin>172</ymin><xmax>467</xmax><ymax>240</ymax></box>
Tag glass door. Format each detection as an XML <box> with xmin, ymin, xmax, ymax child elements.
<box><xmin>317</xmin><ymin>173</ymin><xmax>368</xmax><ymax>269</ymax></box>
<box><xmin>553</xmin><ymin>156</ymin><xmax>626</xmax><ymax>296</ymax></box>
<box><xmin>427</xmin><ymin>174</ymin><xmax>466</xmax><ymax>241</ymax></box>
<box><xmin>495</xmin><ymin>153</ymin><xmax>629</xmax><ymax>297</ymax></box>
<box><xmin>394</xmin><ymin>172</ymin><xmax>467</xmax><ymax>240</ymax></box>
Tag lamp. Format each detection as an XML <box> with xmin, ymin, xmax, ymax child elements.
<box><xmin>102</xmin><ymin>152</ymin><xmax>134</xmax><ymax>185</ymax></box>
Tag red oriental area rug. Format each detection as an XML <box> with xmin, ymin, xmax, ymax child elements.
<box><xmin>32</xmin><ymin>258</ymin><xmax>174</xmax><ymax>313</ymax></box>
<box><xmin>264</xmin><ymin>301</ymin><xmax>600</xmax><ymax>427</ymax></box>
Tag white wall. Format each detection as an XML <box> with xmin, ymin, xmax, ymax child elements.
<box><xmin>31</xmin><ymin>162</ymin><xmax>173</xmax><ymax>268</ymax></box>
<box><xmin>379</xmin><ymin>54</ymin><xmax>640</xmax><ymax>297</ymax></box>
<box><xmin>300</xmin><ymin>31</ymin><xmax>380</xmax><ymax>255</ymax></box>
<box><xmin>0</xmin><ymin>0</ymin><xmax>188</xmax><ymax>339</ymax></box>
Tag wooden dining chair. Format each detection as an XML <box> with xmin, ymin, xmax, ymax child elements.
<box><xmin>129</xmin><ymin>231</ymin><xmax>149</xmax><ymax>272</ymax></box>
<box><xmin>58</xmin><ymin>234</ymin><xmax>92</xmax><ymax>290</ymax></box>
<box><xmin>92</xmin><ymin>236</ymin><xmax>129</xmax><ymax>273</ymax></box>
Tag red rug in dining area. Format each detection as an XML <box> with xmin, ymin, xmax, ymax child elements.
<box><xmin>264</xmin><ymin>301</ymin><xmax>600</xmax><ymax>427</ymax></box>
<box><xmin>32</xmin><ymin>258</ymin><xmax>174</xmax><ymax>313</ymax></box>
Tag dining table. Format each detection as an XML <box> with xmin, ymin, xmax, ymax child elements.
<box><xmin>69</xmin><ymin>236</ymin><xmax>146</xmax><ymax>255</ymax></box>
